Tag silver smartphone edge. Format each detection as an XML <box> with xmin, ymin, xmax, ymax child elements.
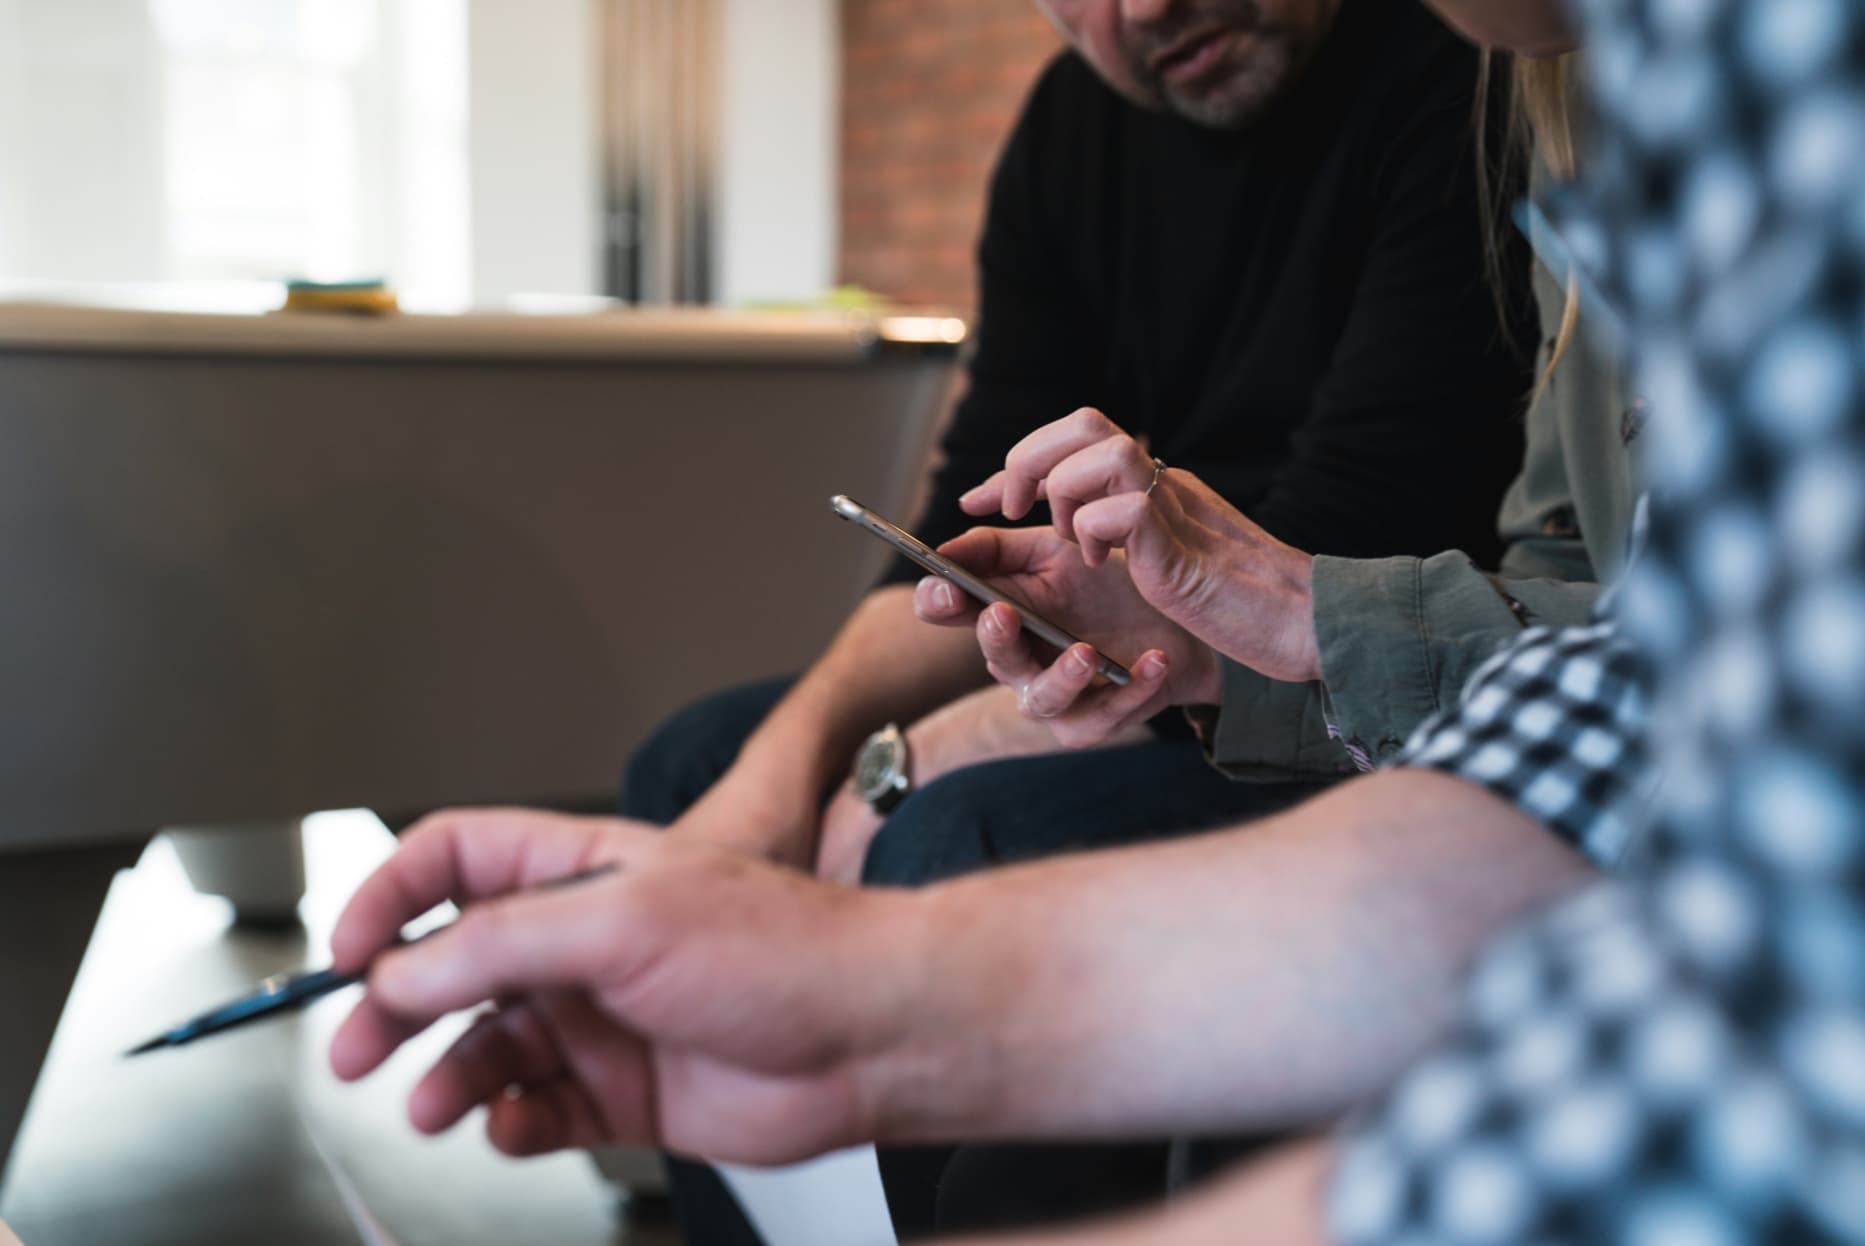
<box><xmin>830</xmin><ymin>495</ymin><xmax>1131</xmax><ymax>686</ymax></box>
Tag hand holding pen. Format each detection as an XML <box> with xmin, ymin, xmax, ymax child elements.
<box><xmin>317</xmin><ymin>809</ymin><xmax>908</xmax><ymax>1165</ymax></box>
<box><xmin>133</xmin><ymin>808</ymin><xmax>917</xmax><ymax>1165</ymax></box>
<box><xmin>126</xmin><ymin>861</ymin><xmax>621</xmax><ymax>1056</ymax></box>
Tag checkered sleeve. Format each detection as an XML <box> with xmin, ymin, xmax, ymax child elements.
<box><xmin>1327</xmin><ymin>879</ymin><xmax>1865</xmax><ymax>1246</ymax></box>
<box><xmin>1395</xmin><ymin>618</ymin><xmax>1652</xmax><ymax>867</ymax></box>
<box><xmin>1326</xmin><ymin>0</ymin><xmax>1865</xmax><ymax>1237</ymax></box>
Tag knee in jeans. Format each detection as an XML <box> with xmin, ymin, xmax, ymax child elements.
<box><xmin>859</xmin><ymin>767</ymin><xmax>999</xmax><ymax>888</ymax></box>
<box><xmin>618</xmin><ymin>721</ymin><xmax>696</xmax><ymax>824</ymax></box>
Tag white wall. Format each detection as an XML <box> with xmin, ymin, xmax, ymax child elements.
<box><xmin>0</xmin><ymin>0</ymin><xmax>831</xmax><ymax>308</ymax></box>
<box><xmin>0</xmin><ymin>0</ymin><xmax>21</xmax><ymax>274</ymax></box>
<box><xmin>464</xmin><ymin>0</ymin><xmax>601</xmax><ymax>303</ymax></box>
<box><xmin>0</xmin><ymin>0</ymin><xmax>167</xmax><ymax>283</ymax></box>
<box><xmin>387</xmin><ymin>0</ymin><xmax>473</xmax><ymax>308</ymax></box>
<box><xmin>713</xmin><ymin>0</ymin><xmax>837</xmax><ymax>306</ymax></box>
<box><xmin>0</xmin><ymin>0</ymin><xmax>468</xmax><ymax>303</ymax></box>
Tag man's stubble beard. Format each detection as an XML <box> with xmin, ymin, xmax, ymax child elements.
<box><xmin>1118</xmin><ymin>0</ymin><xmax>1310</xmax><ymax>130</ymax></box>
<box><xmin>1161</xmin><ymin>35</ymin><xmax>1295</xmax><ymax>128</ymax></box>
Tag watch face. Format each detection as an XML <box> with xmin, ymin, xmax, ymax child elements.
<box><xmin>853</xmin><ymin>730</ymin><xmax>904</xmax><ymax>799</ymax></box>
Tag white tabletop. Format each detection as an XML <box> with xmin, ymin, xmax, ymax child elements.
<box><xmin>0</xmin><ymin>813</ymin><xmax>671</xmax><ymax>1245</ymax></box>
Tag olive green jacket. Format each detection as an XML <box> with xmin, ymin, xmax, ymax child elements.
<box><xmin>1204</xmin><ymin>263</ymin><xmax>1640</xmax><ymax>778</ymax></box>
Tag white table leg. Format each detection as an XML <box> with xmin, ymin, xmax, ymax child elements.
<box><xmin>164</xmin><ymin>820</ymin><xmax>307</xmax><ymax>928</ymax></box>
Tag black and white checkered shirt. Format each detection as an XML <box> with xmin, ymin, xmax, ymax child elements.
<box><xmin>1329</xmin><ymin>0</ymin><xmax>1865</xmax><ymax>1240</ymax></box>
<box><xmin>1399</xmin><ymin>615</ymin><xmax>1652</xmax><ymax>867</ymax></box>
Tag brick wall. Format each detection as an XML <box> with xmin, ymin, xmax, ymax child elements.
<box><xmin>839</xmin><ymin>0</ymin><xmax>1062</xmax><ymax>314</ymax></box>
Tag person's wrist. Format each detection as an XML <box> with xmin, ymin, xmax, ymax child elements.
<box><xmin>900</xmin><ymin>691</ymin><xmax>1014</xmax><ymax>788</ymax></box>
<box><xmin>677</xmin><ymin>814</ymin><xmax>811</xmax><ymax>868</ymax></box>
<box><xmin>1245</xmin><ymin>545</ymin><xmax>1322</xmax><ymax>685</ymax></box>
<box><xmin>675</xmin><ymin>764</ymin><xmax>819</xmax><ymax>865</ymax></box>
<box><xmin>1284</xmin><ymin>552</ymin><xmax>1322</xmax><ymax>684</ymax></box>
<box><xmin>869</xmin><ymin>875</ymin><xmax>1055</xmax><ymax>1141</ymax></box>
<box><xmin>851</xmin><ymin>881</ymin><xmax>1036</xmax><ymax>1144</ymax></box>
<box><xmin>900</xmin><ymin>716</ymin><xmax>971</xmax><ymax>791</ymax></box>
<box><xmin>843</xmin><ymin>888</ymin><xmax>952</xmax><ymax>1142</ymax></box>
<box><xmin>1182</xmin><ymin>639</ymin><xmax>1225</xmax><ymax>704</ymax></box>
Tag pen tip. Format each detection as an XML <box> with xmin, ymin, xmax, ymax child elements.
<box><xmin>123</xmin><ymin>1036</ymin><xmax>169</xmax><ymax>1057</ymax></box>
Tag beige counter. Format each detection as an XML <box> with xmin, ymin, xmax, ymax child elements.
<box><xmin>0</xmin><ymin>300</ymin><xmax>961</xmax><ymax>849</ymax></box>
<box><xmin>0</xmin><ymin>298</ymin><xmax>966</xmax><ymax>364</ymax></box>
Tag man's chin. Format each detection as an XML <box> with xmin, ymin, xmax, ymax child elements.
<box><xmin>1161</xmin><ymin>48</ymin><xmax>1292</xmax><ymax>129</ymax></box>
<box><xmin>1165</xmin><ymin>79</ymin><xmax>1281</xmax><ymax>128</ymax></box>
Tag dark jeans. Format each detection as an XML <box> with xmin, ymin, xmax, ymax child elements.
<box><xmin>619</xmin><ymin>677</ymin><xmax>1330</xmax><ymax>1243</ymax></box>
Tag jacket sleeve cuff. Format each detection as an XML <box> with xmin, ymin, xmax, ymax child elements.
<box><xmin>1200</xmin><ymin>554</ymin><xmax>1606</xmax><ymax>779</ymax></box>
<box><xmin>1201</xmin><ymin>662</ymin><xmax>1358</xmax><ymax>781</ymax></box>
<box><xmin>1311</xmin><ymin>551</ymin><xmax>1523</xmax><ymax>768</ymax></box>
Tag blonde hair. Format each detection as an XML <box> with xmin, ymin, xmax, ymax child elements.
<box><xmin>1475</xmin><ymin>51</ymin><xmax>1582</xmax><ymax>404</ymax></box>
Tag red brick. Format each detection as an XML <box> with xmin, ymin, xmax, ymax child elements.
<box><xmin>838</xmin><ymin>0</ymin><xmax>1061</xmax><ymax>313</ymax></box>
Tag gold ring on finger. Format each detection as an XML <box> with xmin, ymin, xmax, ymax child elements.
<box><xmin>1143</xmin><ymin>457</ymin><xmax>1168</xmax><ymax>498</ymax></box>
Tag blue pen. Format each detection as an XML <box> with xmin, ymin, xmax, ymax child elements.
<box><xmin>125</xmin><ymin>863</ymin><xmax>619</xmax><ymax>1056</ymax></box>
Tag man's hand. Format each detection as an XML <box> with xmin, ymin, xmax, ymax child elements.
<box><xmin>959</xmin><ymin>407</ymin><xmax>1323</xmax><ymax>685</ymax></box>
<box><xmin>815</xmin><ymin>784</ymin><xmax>887</xmax><ymax>886</ymax></box>
<box><xmin>912</xmin><ymin>526</ymin><xmax>1221</xmax><ymax>747</ymax></box>
<box><xmin>327</xmin><ymin>809</ymin><xmax>919</xmax><ymax>1165</ymax></box>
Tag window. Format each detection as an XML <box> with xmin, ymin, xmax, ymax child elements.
<box><xmin>0</xmin><ymin>0</ymin><xmax>470</xmax><ymax>309</ymax></box>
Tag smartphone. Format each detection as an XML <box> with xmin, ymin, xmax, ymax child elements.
<box><xmin>831</xmin><ymin>494</ymin><xmax>1131</xmax><ymax>686</ymax></box>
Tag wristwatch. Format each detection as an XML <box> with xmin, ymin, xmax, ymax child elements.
<box><xmin>851</xmin><ymin>722</ymin><xmax>912</xmax><ymax>814</ymax></box>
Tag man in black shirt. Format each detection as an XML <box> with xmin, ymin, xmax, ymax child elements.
<box><xmin>621</xmin><ymin>0</ymin><xmax>1533</xmax><ymax>1237</ymax></box>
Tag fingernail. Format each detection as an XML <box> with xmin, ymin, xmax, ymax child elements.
<box><xmin>936</xmin><ymin>581</ymin><xmax>958</xmax><ymax>611</ymax></box>
<box><xmin>1070</xmin><ymin>646</ymin><xmax>1094</xmax><ymax>673</ymax></box>
<box><xmin>1141</xmin><ymin>654</ymin><xmax>1167</xmax><ymax>679</ymax></box>
<box><xmin>983</xmin><ymin>608</ymin><xmax>1006</xmax><ymax>636</ymax></box>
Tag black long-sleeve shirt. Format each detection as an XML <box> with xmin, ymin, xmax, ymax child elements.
<box><xmin>888</xmin><ymin>0</ymin><xmax>1536</xmax><ymax>585</ymax></box>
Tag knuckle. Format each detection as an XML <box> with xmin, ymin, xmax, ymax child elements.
<box><xmin>400</xmin><ymin>812</ymin><xmax>454</xmax><ymax>856</ymax></box>
<box><xmin>1120</xmin><ymin>440</ymin><xmax>1153</xmax><ymax>478</ymax></box>
<box><xmin>453</xmin><ymin>904</ymin><xmax>507</xmax><ymax>963</ymax></box>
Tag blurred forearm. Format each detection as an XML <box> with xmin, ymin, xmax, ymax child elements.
<box><xmin>863</xmin><ymin>769</ymin><xmax>1594</xmax><ymax>1141</ymax></box>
